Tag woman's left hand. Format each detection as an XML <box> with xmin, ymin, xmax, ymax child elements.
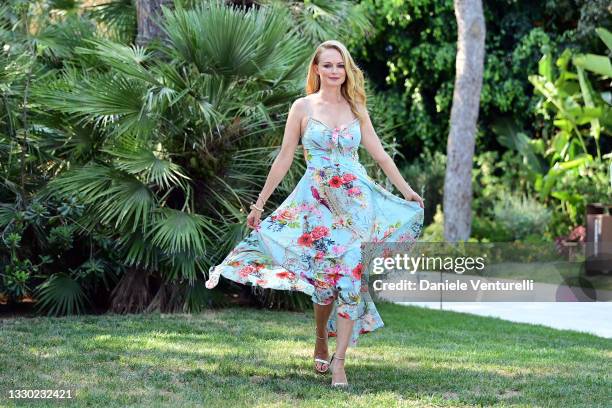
<box><xmin>403</xmin><ymin>189</ymin><xmax>425</xmax><ymax>209</ymax></box>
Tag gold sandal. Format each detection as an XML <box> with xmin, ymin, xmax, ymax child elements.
<box><xmin>330</xmin><ymin>353</ymin><xmax>348</xmax><ymax>387</ymax></box>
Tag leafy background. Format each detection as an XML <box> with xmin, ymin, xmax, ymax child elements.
<box><xmin>0</xmin><ymin>0</ymin><xmax>610</xmax><ymax>316</ymax></box>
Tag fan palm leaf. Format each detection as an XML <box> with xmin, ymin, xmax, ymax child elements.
<box><xmin>34</xmin><ymin>68</ymin><xmax>156</xmax><ymax>137</ymax></box>
<box><xmin>148</xmin><ymin>207</ymin><xmax>215</xmax><ymax>255</ymax></box>
<box><xmin>96</xmin><ymin>175</ymin><xmax>155</xmax><ymax>231</ymax></box>
<box><xmin>34</xmin><ymin>273</ymin><xmax>90</xmax><ymax>316</ymax></box>
<box><xmin>42</xmin><ymin>163</ymin><xmax>156</xmax><ymax>233</ymax></box>
<box><xmin>105</xmin><ymin>145</ymin><xmax>191</xmax><ymax>191</ymax></box>
<box><xmin>76</xmin><ymin>39</ymin><xmax>158</xmax><ymax>84</ymax></box>
<box><xmin>160</xmin><ymin>1</ymin><xmax>303</xmax><ymax>79</ymax></box>
<box><xmin>258</xmin><ymin>0</ymin><xmax>372</xmax><ymax>45</ymax></box>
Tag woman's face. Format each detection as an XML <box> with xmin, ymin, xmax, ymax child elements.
<box><xmin>315</xmin><ymin>48</ymin><xmax>346</xmax><ymax>87</ymax></box>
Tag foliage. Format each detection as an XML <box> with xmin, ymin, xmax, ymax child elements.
<box><xmin>546</xmin><ymin>159</ymin><xmax>611</xmax><ymax>236</ymax></box>
<box><xmin>257</xmin><ymin>0</ymin><xmax>373</xmax><ymax>46</ymax></box>
<box><xmin>492</xmin><ymin>194</ymin><xmax>552</xmax><ymax>242</ymax></box>
<box><xmin>0</xmin><ymin>0</ymin><xmax>393</xmax><ymax>315</ymax></box>
<box><xmin>352</xmin><ymin>0</ymin><xmax>598</xmax><ymax>161</ymax></box>
<box><xmin>470</xmin><ymin>215</ymin><xmax>513</xmax><ymax>243</ymax></box>
<box><xmin>87</xmin><ymin>0</ymin><xmax>137</xmax><ymax>43</ymax></box>
<box><xmin>501</xmin><ymin>26</ymin><xmax>612</xmax><ymax>233</ymax></box>
<box><xmin>471</xmin><ymin>150</ymin><xmax>536</xmax><ymax>219</ymax></box>
<box><xmin>421</xmin><ymin>204</ymin><xmax>444</xmax><ymax>242</ymax></box>
<box><xmin>0</xmin><ymin>197</ymin><xmax>122</xmax><ymax>315</ymax></box>
<box><xmin>32</xmin><ymin>1</ymin><xmax>312</xmax><ymax>312</ymax></box>
<box><xmin>400</xmin><ymin>147</ymin><xmax>446</xmax><ymax>226</ymax></box>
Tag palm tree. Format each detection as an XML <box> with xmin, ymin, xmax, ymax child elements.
<box><xmin>35</xmin><ymin>1</ymin><xmax>316</xmax><ymax>312</ymax></box>
<box><xmin>2</xmin><ymin>0</ymin><xmax>381</xmax><ymax>315</ymax></box>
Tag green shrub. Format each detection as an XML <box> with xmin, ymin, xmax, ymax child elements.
<box><xmin>421</xmin><ymin>204</ymin><xmax>444</xmax><ymax>242</ymax></box>
<box><xmin>547</xmin><ymin>156</ymin><xmax>612</xmax><ymax>237</ymax></box>
<box><xmin>472</xmin><ymin>150</ymin><xmax>538</xmax><ymax>218</ymax></box>
<box><xmin>493</xmin><ymin>194</ymin><xmax>552</xmax><ymax>241</ymax></box>
<box><xmin>470</xmin><ymin>216</ymin><xmax>513</xmax><ymax>243</ymax></box>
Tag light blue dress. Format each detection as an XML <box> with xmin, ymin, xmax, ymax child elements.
<box><xmin>206</xmin><ymin>107</ymin><xmax>424</xmax><ymax>346</ymax></box>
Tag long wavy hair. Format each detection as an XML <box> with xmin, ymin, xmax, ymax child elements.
<box><xmin>305</xmin><ymin>40</ymin><xmax>367</xmax><ymax>122</ymax></box>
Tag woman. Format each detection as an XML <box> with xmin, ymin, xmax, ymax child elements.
<box><xmin>205</xmin><ymin>40</ymin><xmax>424</xmax><ymax>387</ymax></box>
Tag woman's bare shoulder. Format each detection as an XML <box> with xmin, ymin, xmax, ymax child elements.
<box><xmin>291</xmin><ymin>96</ymin><xmax>315</xmax><ymax>123</ymax></box>
<box><xmin>290</xmin><ymin>96</ymin><xmax>311</xmax><ymax>112</ymax></box>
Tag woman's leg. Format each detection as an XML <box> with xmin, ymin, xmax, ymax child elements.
<box><xmin>312</xmin><ymin>289</ymin><xmax>335</xmax><ymax>371</ymax></box>
<box><xmin>331</xmin><ymin>272</ymin><xmax>361</xmax><ymax>385</ymax></box>
<box><xmin>314</xmin><ymin>302</ymin><xmax>334</xmax><ymax>338</ymax></box>
<box><xmin>331</xmin><ymin>314</ymin><xmax>355</xmax><ymax>384</ymax></box>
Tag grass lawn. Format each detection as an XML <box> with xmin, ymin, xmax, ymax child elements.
<box><xmin>1</xmin><ymin>302</ymin><xmax>610</xmax><ymax>407</ymax></box>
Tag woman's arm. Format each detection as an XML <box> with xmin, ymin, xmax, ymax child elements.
<box><xmin>359</xmin><ymin>106</ymin><xmax>424</xmax><ymax>208</ymax></box>
<box><xmin>254</xmin><ymin>98</ymin><xmax>304</xmax><ymax>209</ymax></box>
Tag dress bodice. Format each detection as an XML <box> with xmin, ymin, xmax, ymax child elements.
<box><xmin>302</xmin><ymin>116</ymin><xmax>362</xmax><ymax>170</ymax></box>
<box><xmin>206</xmin><ymin>104</ymin><xmax>425</xmax><ymax>348</ymax></box>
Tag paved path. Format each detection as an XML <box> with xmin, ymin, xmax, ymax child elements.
<box><xmin>398</xmin><ymin>301</ymin><xmax>612</xmax><ymax>339</ymax></box>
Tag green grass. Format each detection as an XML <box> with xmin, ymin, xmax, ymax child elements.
<box><xmin>1</xmin><ymin>302</ymin><xmax>610</xmax><ymax>407</ymax></box>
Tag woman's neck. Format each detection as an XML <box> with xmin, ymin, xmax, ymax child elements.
<box><xmin>316</xmin><ymin>87</ymin><xmax>344</xmax><ymax>104</ymax></box>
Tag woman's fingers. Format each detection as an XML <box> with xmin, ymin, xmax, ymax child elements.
<box><xmin>246</xmin><ymin>211</ymin><xmax>261</xmax><ymax>229</ymax></box>
<box><xmin>417</xmin><ymin>195</ymin><xmax>424</xmax><ymax>208</ymax></box>
<box><xmin>405</xmin><ymin>191</ymin><xmax>425</xmax><ymax>209</ymax></box>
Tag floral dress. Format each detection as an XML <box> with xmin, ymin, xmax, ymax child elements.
<box><xmin>205</xmin><ymin>104</ymin><xmax>424</xmax><ymax>346</ymax></box>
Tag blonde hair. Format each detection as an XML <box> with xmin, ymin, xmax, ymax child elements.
<box><xmin>305</xmin><ymin>40</ymin><xmax>367</xmax><ymax>121</ymax></box>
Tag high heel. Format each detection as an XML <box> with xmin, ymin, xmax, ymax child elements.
<box><xmin>329</xmin><ymin>353</ymin><xmax>348</xmax><ymax>387</ymax></box>
<box><xmin>313</xmin><ymin>334</ymin><xmax>330</xmax><ymax>374</ymax></box>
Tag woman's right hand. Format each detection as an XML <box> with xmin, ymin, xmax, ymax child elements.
<box><xmin>247</xmin><ymin>209</ymin><xmax>262</xmax><ymax>230</ymax></box>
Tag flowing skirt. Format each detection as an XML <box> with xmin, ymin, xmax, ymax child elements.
<box><xmin>206</xmin><ymin>163</ymin><xmax>424</xmax><ymax>346</ymax></box>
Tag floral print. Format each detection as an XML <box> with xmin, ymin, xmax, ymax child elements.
<box><xmin>205</xmin><ymin>115</ymin><xmax>424</xmax><ymax>346</ymax></box>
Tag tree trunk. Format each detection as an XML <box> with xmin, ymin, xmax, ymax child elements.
<box><xmin>135</xmin><ymin>0</ymin><xmax>172</xmax><ymax>47</ymax></box>
<box><xmin>443</xmin><ymin>0</ymin><xmax>485</xmax><ymax>242</ymax></box>
<box><xmin>109</xmin><ymin>267</ymin><xmax>152</xmax><ymax>313</ymax></box>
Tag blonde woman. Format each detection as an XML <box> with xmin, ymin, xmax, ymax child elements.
<box><xmin>206</xmin><ymin>40</ymin><xmax>424</xmax><ymax>387</ymax></box>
